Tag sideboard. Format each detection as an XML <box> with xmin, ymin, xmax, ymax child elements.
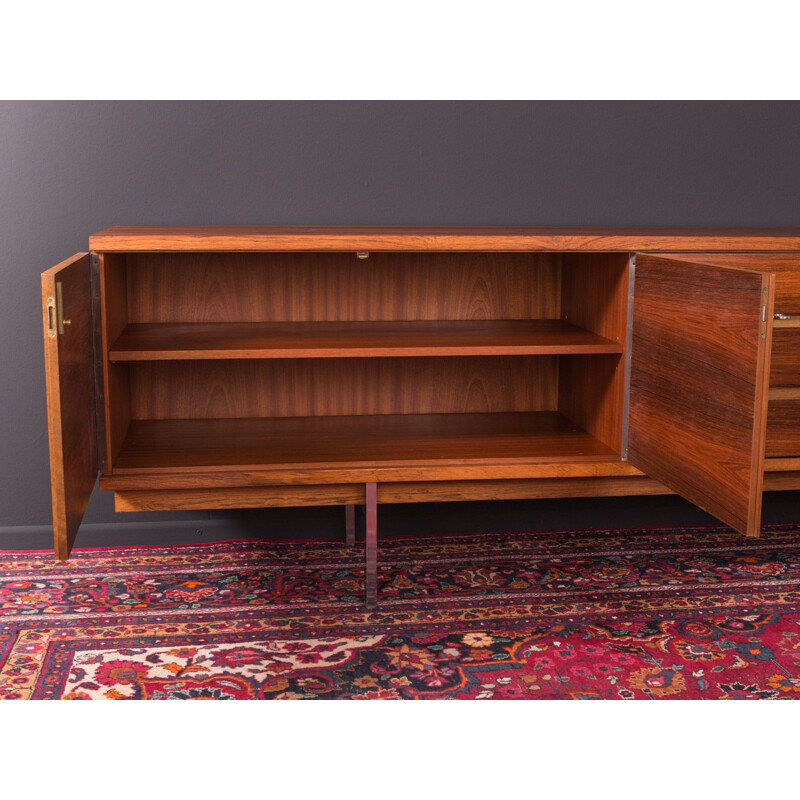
<box><xmin>41</xmin><ymin>227</ymin><xmax>800</xmax><ymax>606</ymax></box>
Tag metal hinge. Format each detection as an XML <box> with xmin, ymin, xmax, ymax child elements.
<box><xmin>761</xmin><ymin>287</ymin><xmax>769</xmax><ymax>339</ymax></box>
<box><xmin>46</xmin><ymin>283</ymin><xmax>71</xmax><ymax>337</ymax></box>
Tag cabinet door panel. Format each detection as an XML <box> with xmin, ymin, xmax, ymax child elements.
<box><xmin>628</xmin><ymin>255</ymin><xmax>774</xmax><ymax>537</ymax></box>
<box><xmin>666</xmin><ymin>253</ymin><xmax>800</xmax><ymax>313</ymax></box>
<box><xmin>41</xmin><ymin>253</ymin><xmax>98</xmax><ymax>559</ymax></box>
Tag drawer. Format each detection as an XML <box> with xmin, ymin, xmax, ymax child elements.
<box><xmin>766</xmin><ymin>399</ymin><xmax>800</xmax><ymax>457</ymax></box>
<box><xmin>672</xmin><ymin>254</ymin><xmax>800</xmax><ymax>314</ymax></box>
<box><xmin>770</xmin><ymin>329</ymin><xmax>800</xmax><ymax>386</ymax></box>
<box><xmin>773</xmin><ymin>265</ymin><xmax>800</xmax><ymax>314</ymax></box>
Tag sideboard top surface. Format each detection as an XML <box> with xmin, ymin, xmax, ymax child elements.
<box><xmin>89</xmin><ymin>226</ymin><xmax>800</xmax><ymax>252</ymax></box>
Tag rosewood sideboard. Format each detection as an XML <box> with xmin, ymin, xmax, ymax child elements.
<box><xmin>41</xmin><ymin>227</ymin><xmax>800</xmax><ymax>606</ymax></box>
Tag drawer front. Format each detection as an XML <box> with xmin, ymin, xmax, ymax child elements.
<box><xmin>670</xmin><ymin>254</ymin><xmax>800</xmax><ymax>313</ymax></box>
<box><xmin>766</xmin><ymin>399</ymin><xmax>800</xmax><ymax>457</ymax></box>
<box><xmin>772</xmin><ymin>263</ymin><xmax>800</xmax><ymax>313</ymax></box>
<box><xmin>771</xmin><ymin>329</ymin><xmax>800</xmax><ymax>386</ymax></box>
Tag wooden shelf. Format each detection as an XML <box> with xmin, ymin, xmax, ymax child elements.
<box><xmin>112</xmin><ymin>411</ymin><xmax>620</xmax><ymax>474</ymax></box>
<box><xmin>108</xmin><ymin>320</ymin><xmax>623</xmax><ymax>361</ymax></box>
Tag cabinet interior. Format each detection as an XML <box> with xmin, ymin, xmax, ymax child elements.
<box><xmin>99</xmin><ymin>251</ymin><xmax>631</xmax><ymax>474</ymax></box>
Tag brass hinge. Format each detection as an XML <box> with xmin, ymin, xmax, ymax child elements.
<box><xmin>46</xmin><ymin>296</ymin><xmax>57</xmax><ymax>337</ymax></box>
<box><xmin>47</xmin><ymin>283</ymin><xmax>71</xmax><ymax>337</ymax></box>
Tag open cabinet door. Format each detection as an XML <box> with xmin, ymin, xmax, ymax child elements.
<box><xmin>628</xmin><ymin>255</ymin><xmax>774</xmax><ymax>537</ymax></box>
<box><xmin>42</xmin><ymin>253</ymin><xmax>98</xmax><ymax>559</ymax></box>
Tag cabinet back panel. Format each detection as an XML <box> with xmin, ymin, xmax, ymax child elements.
<box><xmin>128</xmin><ymin>356</ymin><xmax>559</xmax><ymax>419</ymax></box>
<box><xmin>125</xmin><ymin>252</ymin><xmax>561</xmax><ymax>323</ymax></box>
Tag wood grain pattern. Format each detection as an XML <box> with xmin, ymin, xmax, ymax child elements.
<box><xmin>770</xmin><ymin>388</ymin><xmax>800</xmax><ymax>400</ymax></box>
<box><xmin>628</xmin><ymin>255</ymin><xmax>774</xmax><ymax>537</ymax></box>
<box><xmin>109</xmin><ymin>319</ymin><xmax>622</xmax><ymax>360</ymax></box>
<box><xmin>763</xmin><ymin>471</ymin><xmax>800</xmax><ymax>491</ymax></box>
<box><xmin>114</xmin><ymin>484</ymin><xmax>363</xmax><ymax>512</ymax></box>
<box><xmin>669</xmin><ymin>253</ymin><xmax>800</xmax><ymax>313</ymax></box>
<box><xmin>559</xmin><ymin>253</ymin><xmax>630</xmax><ymax>451</ymax></box>
<box><xmin>41</xmin><ymin>253</ymin><xmax>98</xmax><ymax>559</ymax></box>
<box><xmin>770</xmin><ymin>330</ymin><xmax>799</xmax><ymax>386</ymax></box>
<box><xmin>99</xmin><ymin>254</ymin><xmax>131</xmax><ymax>469</ymax></box>
<box><xmin>561</xmin><ymin>253</ymin><xmax>630</xmax><ymax>341</ymax></box>
<box><xmin>100</xmin><ymin>460</ymin><xmax>644</xmax><ymax>490</ymax></box>
<box><xmin>89</xmin><ymin>255</ymin><xmax>108</xmax><ymax>472</ymax></box>
<box><xmin>766</xmin><ymin>400</ymin><xmax>800</xmax><ymax>457</ymax></box>
<box><xmin>109</xmin><ymin>470</ymin><xmax>800</xmax><ymax>513</ymax></box>
<box><xmin>89</xmin><ymin>226</ymin><xmax>800</xmax><ymax>252</ymax></box>
<box><xmin>389</xmin><ymin>472</ymin><xmax>798</xmax><ymax>499</ymax></box>
<box><xmin>128</xmin><ymin>356</ymin><xmax>558</xmax><ymax>419</ymax></box>
<box><xmin>125</xmin><ymin>252</ymin><xmax>560</xmax><ymax>323</ymax></box>
<box><xmin>111</xmin><ymin>412</ymin><xmax>619</xmax><ymax>474</ymax></box>
<box><xmin>559</xmin><ymin>356</ymin><xmax>624</xmax><ymax>453</ymax></box>
<box><xmin>377</xmin><ymin>477</ymin><xmax>671</xmax><ymax>503</ymax></box>
<box><xmin>765</xmin><ymin>457</ymin><xmax>800</xmax><ymax>471</ymax></box>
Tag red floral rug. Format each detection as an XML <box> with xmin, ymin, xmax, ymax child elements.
<box><xmin>2</xmin><ymin>522</ymin><xmax>800</xmax><ymax>699</ymax></box>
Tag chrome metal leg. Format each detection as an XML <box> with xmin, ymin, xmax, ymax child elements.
<box><xmin>345</xmin><ymin>503</ymin><xmax>356</xmax><ymax>547</ymax></box>
<box><xmin>365</xmin><ymin>483</ymin><xmax>377</xmax><ymax>608</ymax></box>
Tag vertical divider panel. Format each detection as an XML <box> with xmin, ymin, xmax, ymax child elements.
<box><xmin>558</xmin><ymin>253</ymin><xmax>630</xmax><ymax>452</ymax></box>
<box><xmin>90</xmin><ymin>254</ymin><xmax>108</xmax><ymax>472</ymax></box>
<box><xmin>100</xmin><ymin>253</ymin><xmax>131</xmax><ymax>470</ymax></box>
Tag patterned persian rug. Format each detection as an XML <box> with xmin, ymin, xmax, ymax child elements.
<box><xmin>2</xmin><ymin>522</ymin><xmax>800</xmax><ymax>700</ymax></box>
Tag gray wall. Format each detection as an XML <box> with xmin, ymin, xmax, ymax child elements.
<box><xmin>2</xmin><ymin>101</ymin><xmax>800</xmax><ymax>534</ymax></box>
